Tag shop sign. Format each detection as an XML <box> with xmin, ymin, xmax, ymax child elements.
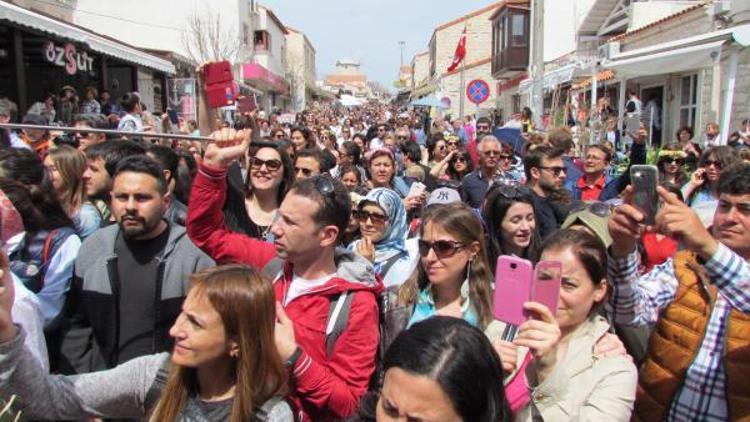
<box><xmin>43</xmin><ymin>41</ymin><xmax>95</xmax><ymax>75</ymax></box>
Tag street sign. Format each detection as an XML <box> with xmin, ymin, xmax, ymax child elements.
<box><xmin>466</xmin><ymin>79</ymin><xmax>490</xmax><ymax>104</ymax></box>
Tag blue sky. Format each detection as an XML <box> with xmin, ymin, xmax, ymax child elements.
<box><xmin>261</xmin><ymin>0</ymin><xmax>497</xmax><ymax>89</ymax></box>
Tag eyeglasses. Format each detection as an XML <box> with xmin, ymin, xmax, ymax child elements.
<box><xmin>397</xmin><ymin>135</ymin><xmax>410</xmax><ymax>141</ymax></box>
<box><xmin>75</xmin><ymin>131</ymin><xmax>90</xmax><ymax>138</ymax></box>
<box><xmin>451</xmin><ymin>156</ymin><xmax>468</xmax><ymax>163</ymax></box>
<box><xmin>477</xmin><ymin>125</ymin><xmax>490</xmax><ymax>131</ymax></box>
<box><xmin>418</xmin><ymin>239</ymin><xmax>466</xmax><ymax>258</ymax></box>
<box><xmin>352</xmin><ymin>209</ymin><xmax>388</xmax><ymax>225</ymax></box>
<box><xmin>447</xmin><ymin>141</ymin><xmax>459</xmax><ymax>146</ymax></box>
<box><xmin>569</xmin><ymin>201</ymin><xmax>611</xmax><ymax>217</ymax></box>
<box><xmin>538</xmin><ymin>166</ymin><xmax>567</xmax><ymax>176</ymax></box>
<box><xmin>489</xmin><ymin>183</ymin><xmax>530</xmax><ymax>200</ymax></box>
<box><xmin>499</xmin><ymin>154</ymin><xmax>513</xmax><ymax>161</ymax></box>
<box><xmin>483</xmin><ymin>150</ymin><xmax>501</xmax><ymax>157</ymax></box>
<box><xmin>704</xmin><ymin>160</ymin><xmax>723</xmax><ymax>170</ymax></box>
<box><xmin>274</xmin><ymin>133</ymin><xmax>285</xmax><ymax>139</ymax></box>
<box><xmin>250</xmin><ymin>157</ymin><xmax>282</xmax><ymax>171</ymax></box>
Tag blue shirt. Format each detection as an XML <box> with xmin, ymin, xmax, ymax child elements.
<box><xmin>407</xmin><ymin>288</ymin><xmax>479</xmax><ymax>328</ymax></box>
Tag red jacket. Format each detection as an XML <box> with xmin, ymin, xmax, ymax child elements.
<box><xmin>187</xmin><ymin>165</ymin><xmax>383</xmax><ymax>421</ymax></box>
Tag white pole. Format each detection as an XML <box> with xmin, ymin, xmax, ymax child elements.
<box><xmin>459</xmin><ymin>63</ymin><xmax>465</xmax><ymax>118</ymax></box>
<box><xmin>530</xmin><ymin>0</ymin><xmax>544</xmax><ymax>128</ymax></box>
<box><xmin>719</xmin><ymin>47</ymin><xmax>738</xmax><ymax>145</ymax></box>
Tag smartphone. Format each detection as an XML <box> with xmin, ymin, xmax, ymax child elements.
<box><xmin>203</xmin><ymin>61</ymin><xmax>236</xmax><ymax>108</ymax></box>
<box><xmin>407</xmin><ymin>181</ymin><xmax>426</xmax><ymax>198</ymax></box>
<box><xmin>167</xmin><ymin>109</ymin><xmax>179</xmax><ymax>125</ymax></box>
<box><xmin>630</xmin><ymin>165</ymin><xmax>659</xmax><ymax>225</ymax></box>
<box><xmin>531</xmin><ymin>261</ymin><xmax>562</xmax><ymax>316</ymax></box>
<box><xmin>493</xmin><ymin>256</ymin><xmax>534</xmax><ymax>326</ymax></box>
<box><xmin>237</xmin><ymin>95</ymin><xmax>257</xmax><ymax>114</ymax></box>
<box><xmin>203</xmin><ymin>61</ymin><xmax>233</xmax><ymax>85</ymax></box>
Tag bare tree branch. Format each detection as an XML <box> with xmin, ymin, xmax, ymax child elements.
<box><xmin>181</xmin><ymin>10</ymin><xmax>241</xmax><ymax>64</ymax></box>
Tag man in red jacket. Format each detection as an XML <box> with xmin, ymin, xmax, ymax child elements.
<box><xmin>186</xmin><ymin>128</ymin><xmax>382</xmax><ymax>421</ymax></box>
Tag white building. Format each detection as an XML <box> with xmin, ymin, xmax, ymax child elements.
<box><xmin>285</xmin><ymin>27</ymin><xmax>318</xmax><ymax>111</ymax></box>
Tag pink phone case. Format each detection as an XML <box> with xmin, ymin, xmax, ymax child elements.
<box><xmin>494</xmin><ymin>256</ymin><xmax>533</xmax><ymax>326</ymax></box>
<box><xmin>532</xmin><ymin>261</ymin><xmax>562</xmax><ymax>316</ymax></box>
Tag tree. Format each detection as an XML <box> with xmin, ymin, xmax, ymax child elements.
<box><xmin>285</xmin><ymin>50</ymin><xmax>306</xmax><ymax>111</ymax></box>
<box><xmin>181</xmin><ymin>10</ymin><xmax>242</xmax><ymax>64</ymax></box>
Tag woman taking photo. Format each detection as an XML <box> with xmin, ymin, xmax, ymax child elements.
<box><xmin>350</xmin><ymin>188</ymin><xmax>417</xmax><ymax>287</ymax></box>
<box><xmin>482</xmin><ymin>184</ymin><xmax>541</xmax><ymax>268</ymax></box>
<box><xmin>0</xmin><ymin>263</ymin><xmax>292</xmax><ymax>421</ymax></box>
<box><xmin>223</xmin><ymin>142</ymin><xmax>294</xmax><ymax>242</ymax></box>
<box><xmin>355</xmin><ymin>317</ymin><xmax>511</xmax><ymax>422</ymax></box>
<box><xmin>43</xmin><ymin>145</ymin><xmax>101</xmax><ymax>239</ymax></box>
<box><xmin>494</xmin><ymin>229</ymin><xmax>637</xmax><ymax>420</ymax></box>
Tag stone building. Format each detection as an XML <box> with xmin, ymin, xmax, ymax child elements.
<box><xmin>427</xmin><ymin>2</ymin><xmax>502</xmax><ymax>118</ymax></box>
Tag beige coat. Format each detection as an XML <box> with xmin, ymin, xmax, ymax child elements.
<box><xmin>487</xmin><ymin>315</ymin><xmax>637</xmax><ymax>421</ymax></box>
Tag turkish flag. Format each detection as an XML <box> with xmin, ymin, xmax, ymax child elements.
<box><xmin>447</xmin><ymin>27</ymin><xmax>467</xmax><ymax>72</ymax></box>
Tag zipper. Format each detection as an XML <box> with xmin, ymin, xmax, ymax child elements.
<box><xmin>105</xmin><ymin>256</ymin><xmax>120</xmax><ymax>367</ymax></box>
<box><xmin>152</xmin><ymin>260</ymin><xmax>166</xmax><ymax>353</ymax></box>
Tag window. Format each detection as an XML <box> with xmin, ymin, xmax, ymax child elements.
<box><xmin>512</xmin><ymin>94</ymin><xmax>521</xmax><ymax>113</ymax></box>
<box><xmin>254</xmin><ymin>31</ymin><xmax>270</xmax><ymax>51</ymax></box>
<box><xmin>511</xmin><ymin>13</ymin><xmax>527</xmax><ymax>47</ymax></box>
<box><xmin>679</xmin><ymin>74</ymin><xmax>698</xmax><ymax>131</ymax></box>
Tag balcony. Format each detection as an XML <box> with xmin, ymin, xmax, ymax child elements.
<box><xmin>491</xmin><ymin>7</ymin><xmax>530</xmax><ymax>79</ymax></box>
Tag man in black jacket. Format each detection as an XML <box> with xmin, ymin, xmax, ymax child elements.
<box><xmin>524</xmin><ymin>145</ymin><xmax>570</xmax><ymax>240</ymax></box>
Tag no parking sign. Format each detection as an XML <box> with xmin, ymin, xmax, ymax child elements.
<box><xmin>466</xmin><ymin>79</ymin><xmax>490</xmax><ymax>104</ymax></box>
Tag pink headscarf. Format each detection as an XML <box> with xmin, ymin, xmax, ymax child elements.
<box><xmin>0</xmin><ymin>189</ymin><xmax>24</xmax><ymax>244</ymax></box>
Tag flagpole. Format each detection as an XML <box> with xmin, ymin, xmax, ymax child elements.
<box><xmin>459</xmin><ymin>62</ymin><xmax>465</xmax><ymax>119</ymax></box>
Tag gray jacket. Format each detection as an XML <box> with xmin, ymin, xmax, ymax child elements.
<box><xmin>0</xmin><ymin>329</ymin><xmax>292</xmax><ymax>421</ymax></box>
<box><xmin>60</xmin><ymin>221</ymin><xmax>214</xmax><ymax>373</ymax></box>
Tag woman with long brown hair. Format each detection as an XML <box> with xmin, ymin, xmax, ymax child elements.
<box><xmin>43</xmin><ymin>145</ymin><xmax>101</xmax><ymax>239</ymax></box>
<box><xmin>0</xmin><ymin>264</ymin><xmax>292</xmax><ymax>421</ymax></box>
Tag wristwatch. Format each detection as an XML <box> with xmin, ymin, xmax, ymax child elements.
<box><xmin>285</xmin><ymin>346</ymin><xmax>302</xmax><ymax>368</ymax></box>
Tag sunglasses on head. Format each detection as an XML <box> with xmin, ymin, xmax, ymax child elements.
<box><xmin>250</xmin><ymin>157</ymin><xmax>282</xmax><ymax>171</ymax></box>
<box><xmin>353</xmin><ymin>209</ymin><xmax>388</xmax><ymax>225</ymax></box>
<box><xmin>418</xmin><ymin>239</ymin><xmax>466</xmax><ymax>258</ymax></box>
<box><xmin>492</xmin><ymin>183</ymin><xmax>530</xmax><ymax>200</ymax></box>
<box><xmin>569</xmin><ymin>201</ymin><xmax>611</xmax><ymax>217</ymax></box>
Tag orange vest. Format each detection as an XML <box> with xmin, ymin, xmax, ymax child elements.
<box><xmin>634</xmin><ymin>251</ymin><xmax>750</xmax><ymax>421</ymax></box>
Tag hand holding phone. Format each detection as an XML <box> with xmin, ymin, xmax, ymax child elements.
<box><xmin>630</xmin><ymin>165</ymin><xmax>659</xmax><ymax>225</ymax></box>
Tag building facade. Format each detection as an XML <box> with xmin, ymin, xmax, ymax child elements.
<box><xmin>322</xmin><ymin>59</ymin><xmax>371</xmax><ymax>99</ymax></box>
<box><xmin>285</xmin><ymin>27</ymin><xmax>317</xmax><ymax>111</ymax></box>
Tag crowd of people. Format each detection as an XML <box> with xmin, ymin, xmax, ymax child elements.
<box><xmin>0</xmin><ymin>67</ymin><xmax>749</xmax><ymax>422</ymax></box>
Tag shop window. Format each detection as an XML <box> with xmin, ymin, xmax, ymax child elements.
<box><xmin>254</xmin><ymin>31</ymin><xmax>270</xmax><ymax>52</ymax></box>
<box><xmin>679</xmin><ymin>74</ymin><xmax>698</xmax><ymax>132</ymax></box>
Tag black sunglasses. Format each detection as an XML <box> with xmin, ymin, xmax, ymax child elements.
<box><xmin>313</xmin><ymin>175</ymin><xmax>335</xmax><ymax>197</ymax></box>
<box><xmin>250</xmin><ymin>157</ymin><xmax>282</xmax><ymax>171</ymax></box>
<box><xmin>538</xmin><ymin>166</ymin><xmax>567</xmax><ymax>176</ymax></box>
<box><xmin>75</xmin><ymin>131</ymin><xmax>90</xmax><ymax>138</ymax></box>
<box><xmin>418</xmin><ymin>239</ymin><xmax>466</xmax><ymax>258</ymax></box>
<box><xmin>491</xmin><ymin>184</ymin><xmax>530</xmax><ymax>200</ymax></box>
<box><xmin>451</xmin><ymin>155</ymin><xmax>468</xmax><ymax>163</ymax></box>
<box><xmin>661</xmin><ymin>158</ymin><xmax>685</xmax><ymax>166</ymax></box>
<box><xmin>569</xmin><ymin>201</ymin><xmax>611</xmax><ymax>217</ymax></box>
<box><xmin>353</xmin><ymin>209</ymin><xmax>388</xmax><ymax>225</ymax></box>
<box><xmin>703</xmin><ymin>159</ymin><xmax>723</xmax><ymax>170</ymax></box>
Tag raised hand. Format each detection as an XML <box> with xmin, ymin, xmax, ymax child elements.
<box><xmin>513</xmin><ymin>302</ymin><xmax>561</xmax><ymax>381</ymax></box>
<box><xmin>356</xmin><ymin>236</ymin><xmax>375</xmax><ymax>263</ymax></box>
<box><xmin>654</xmin><ymin>186</ymin><xmax>717</xmax><ymax>259</ymax></box>
<box><xmin>202</xmin><ymin>128</ymin><xmax>252</xmax><ymax>169</ymax></box>
<box><xmin>608</xmin><ymin>186</ymin><xmax>645</xmax><ymax>257</ymax></box>
<box><xmin>0</xmin><ymin>249</ymin><xmax>16</xmax><ymax>343</ymax></box>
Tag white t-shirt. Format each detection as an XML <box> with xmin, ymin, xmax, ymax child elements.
<box><xmin>283</xmin><ymin>272</ymin><xmax>336</xmax><ymax>306</ymax></box>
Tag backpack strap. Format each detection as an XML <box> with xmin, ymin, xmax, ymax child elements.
<box><xmin>325</xmin><ymin>291</ymin><xmax>355</xmax><ymax>356</ymax></box>
<box><xmin>254</xmin><ymin>395</ymin><xmax>285</xmax><ymax>422</ymax></box>
<box><xmin>144</xmin><ymin>357</ymin><xmax>170</xmax><ymax>410</ymax></box>
<box><xmin>378</xmin><ymin>251</ymin><xmax>407</xmax><ymax>281</ymax></box>
<box><xmin>261</xmin><ymin>257</ymin><xmax>285</xmax><ymax>282</ymax></box>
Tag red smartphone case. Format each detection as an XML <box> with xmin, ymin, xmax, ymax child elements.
<box><xmin>204</xmin><ymin>61</ymin><xmax>236</xmax><ymax>108</ymax></box>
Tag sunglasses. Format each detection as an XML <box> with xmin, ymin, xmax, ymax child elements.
<box><xmin>538</xmin><ymin>166</ymin><xmax>567</xmax><ymax>176</ymax></box>
<box><xmin>477</xmin><ymin>125</ymin><xmax>490</xmax><ymax>131</ymax></box>
<box><xmin>353</xmin><ymin>209</ymin><xmax>388</xmax><ymax>225</ymax></box>
<box><xmin>569</xmin><ymin>201</ymin><xmax>611</xmax><ymax>217</ymax></box>
<box><xmin>484</xmin><ymin>150</ymin><xmax>501</xmax><ymax>157</ymax></box>
<box><xmin>75</xmin><ymin>131</ymin><xmax>90</xmax><ymax>138</ymax></box>
<box><xmin>661</xmin><ymin>158</ymin><xmax>685</xmax><ymax>166</ymax></box>
<box><xmin>492</xmin><ymin>184</ymin><xmax>531</xmax><ymax>200</ymax></box>
<box><xmin>418</xmin><ymin>239</ymin><xmax>466</xmax><ymax>258</ymax></box>
<box><xmin>451</xmin><ymin>156</ymin><xmax>468</xmax><ymax>163</ymax></box>
<box><xmin>397</xmin><ymin>135</ymin><xmax>410</xmax><ymax>141</ymax></box>
<box><xmin>447</xmin><ymin>141</ymin><xmax>459</xmax><ymax>146</ymax></box>
<box><xmin>499</xmin><ymin>154</ymin><xmax>513</xmax><ymax>161</ymax></box>
<box><xmin>250</xmin><ymin>157</ymin><xmax>282</xmax><ymax>171</ymax></box>
<box><xmin>314</xmin><ymin>175</ymin><xmax>335</xmax><ymax>197</ymax></box>
<box><xmin>704</xmin><ymin>160</ymin><xmax>723</xmax><ymax>170</ymax></box>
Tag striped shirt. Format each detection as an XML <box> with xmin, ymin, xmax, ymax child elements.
<box><xmin>608</xmin><ymin>243</ymin><xmax>750</xmax><ymax>421</ymax></box>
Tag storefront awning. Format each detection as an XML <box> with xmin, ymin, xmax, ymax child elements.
<box><xmin>602</xmin><ymin>40</ymin><xmax>725</xmax><ymax>78</ymax></box>
<box><xmin>519</xmin><ymin>63</ymin><xmax>579</xmax><ymax>93</ymax></box>
<box><xmin>0</xmin><ymin>1</ymin><xmax>175</xmax><ymax>74</ymax></box>
<box><xmin>242</xmin><ymin>63</ymin><xmax>289</xmax><ymax>95</ymax></box>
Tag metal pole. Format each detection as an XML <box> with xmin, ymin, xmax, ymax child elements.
<box><xmin>590</xmin><ymin>63</ymin><xmax>598</xmax><ymax>145</ymax></box>
<box><xmin>459</xmin><ymin>63</ymin><xmax>465</xmax><ymax>118</ymax></box>
<box><xmin>0</xmin><ymin>123</ymin><xmax>214</xmax><ymax>142</ymax></box>
<box><xmin>530</xmin><ymin>0</ymin><xmax>544</xmax><ymax>129</ymax></box>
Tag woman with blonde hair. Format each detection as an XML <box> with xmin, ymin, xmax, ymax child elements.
<box><xmin>0</xmin><ymin>263</ymin><xmax>293</xmax><ymax>421</ymax></box>
<box><xmin>43</xmin><ymin>145</ymin><xmax>101</xmax><ymax>239</ymax></box>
